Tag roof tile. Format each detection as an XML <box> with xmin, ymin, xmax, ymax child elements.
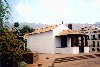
<box><xmin>31</xmin><ymin>25</ymin><xmax>59</xmax><ymax>34</ymax></box>
<box><xmin>57</xmin><ymin>29</ymin><xmax>83</xmax><ymax>36</ymax></box>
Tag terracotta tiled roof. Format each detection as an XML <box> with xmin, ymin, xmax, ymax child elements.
<box><xmin>24</xmin><ymin>33</ymin><xmax>29</xmax><ymax>39</ymax></box>
<box><xmin>57</xmin><ymin>29</ymin><xmax>83</xmax><ymax>36</ymax></box>
<box><xmin>32</xmin><ymin>25</ymin><xmax>59</xmax><ymax>34</ymax></box>
<box><xmin>23</xmin><ymin>25</ymin><xmax>60</xmax><ymax>38</ymax></box>
<box><xmin>23</xmin><ymin>24</ymin><xmax>83</xmax><ymax>38</ymax></box>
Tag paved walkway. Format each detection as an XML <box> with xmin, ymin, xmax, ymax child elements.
<box><xmin>54</xmin><ymin>58</ymin><xmax>100</xmax><ymax>67</ymax></box>
<box><xmin>26</xmin><ymin>52</ymin><xmax>100</xmax><ymax>67</ymax></box>
<box><xmin>54</xmin><ymin>54</ymin><xmax>100</xmax><ymax>63</ymax></box>
<box><xmin>54</xmin><ymin>54</ymin><xmax>100</xmax><ymax>67</ymax></box>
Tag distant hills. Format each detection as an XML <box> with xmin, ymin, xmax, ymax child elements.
<box><xmin>65</xmin><ymin>23</ymin><xmax>93</xmax><ymax>31</ymax></box>
<box><xmin>7</xmin><ymin>22</ymin><xmax>49</xmax><ymax>29</ymax></box>
<box><xmin>7</xmin><ymin>22</ymin><xmax>100</xmax><ymax>31</ymax></box>
<box><xmin>93</xmin><ymin>22</ymin><xmax>100</xmax><ymax>27</ymax></box>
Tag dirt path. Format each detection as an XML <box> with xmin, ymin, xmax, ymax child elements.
<box><xmin>26</xmin><ymin>52</ymin><xmax>100</xmax><ymax>67</ymax></box>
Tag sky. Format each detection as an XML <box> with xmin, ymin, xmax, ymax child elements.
<box><xmin>8</xmin><ymin>0</ymin><xmax>100</xmax><ymax>24</ymax></box>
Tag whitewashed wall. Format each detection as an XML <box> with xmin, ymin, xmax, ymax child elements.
<box><xmin>56</xmin><ymin>47</ymin><xmax>79</xmax><ymax>54</ymax></box>
<box><xmin>53</xmin><ymin>24</ymin><xmax>69</xmax><ymax>36</ymax></box>
<box><xmin>27</xmin><ymin>24</ymin><xmax>80</xmax><ymax>54</ymax></box>
<box><xmin>53</xmin><ymin>24</ymin><xmax>69</xmax><ymax>51</ymax></box>
<box><xmin>27</xmin><ymin>31</ymin><xmax>55</xmax><ymax>54</ymax></box>
<box><xmin>54</xmin><ymin>37</ymin><xmax>61</xmax><ymax>48</ymax></box>
<box><xmin>84</xmin><ymin>47</ymin><xmax>89</xmax><ymax>53</ymax></box>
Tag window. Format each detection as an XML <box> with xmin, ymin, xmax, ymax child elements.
<box><xmin>92</xmin><ymin>35</ymin><xmax>97</xmax><ymax>40</ymax></box>
<box><xmin>98</xmin><ymin>34</ymin><xmax>100</xmax><ymax>39</ymax></box>
<box><xmin>98</xmin><ymin>30</ymin><xmax>100</xmax><ymax>32</ymax></box>
<box><xmin>85</xmin><ymin>32</ymin><xmax>88</xmax><ymax>33</ymax></box>
<box><xmin>87</xmin><ymin>36</ymin><xmax>89</xmax><ymax>40</ymax></box>
<box><xmin>94</xmin><ymin>31</ymin><xmax>97</xmax><ymax>33</ymax></box>
<box><xmin>94</xmin><ymin>28</ymin><xmax>97</xmax><ymax>30</ymax></box>
<box><xmin>92</xmin><ymin>41</ymin><xmax>95</xmax><ymax>47</ymax></box>
<box><xmin>97</xmin><ymin>48</ymin><xmax>100</xmax><ymax>51</ymax></box>
<box><xmin>61</xmin><ymin>36</ymin><xmax>67</xmax><ymax>47</ymax></box>
<box><xmin>92</xmin><ymin>48</ymin><xmax>95</xmax><ymax>51</ymax></box>
<box><xmin>81</xmin><ymin>28</ymin><xmax>84</xmax><ymax>30</ymax></box>
<box><xmin>97</xmin><ymin>41</ymin><xmax>99</xmax><ymax>47</ymax></box>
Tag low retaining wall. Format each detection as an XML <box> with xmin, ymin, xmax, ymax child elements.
<box><xmin>56</xmin><ymin>47</ymin><xmax>79</xmax><ymax>54</ymax></box>
<box><xmin>84</xmin><ymin>47</ymin><xmax>89</xmax><ymax>53</ymax></box>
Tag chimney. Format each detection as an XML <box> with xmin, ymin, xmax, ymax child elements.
<box><xmin>68</xmin><ymin>24</ymin><xmax>72</xmax><ymax>30</ymax></box>
<box><xmin>62</xmin><ymin>21</ymin><xmax>63</xmax><ymax>24</ymax></box>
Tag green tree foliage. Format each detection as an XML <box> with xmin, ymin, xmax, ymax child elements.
<box><xmin>0</xmin><ymin>0</ymin><xmax>11</xmax><ymax>22</ymax></box>
<box><xmin>20</xmin><ymin>25</ymin><xmax>35</xmax><ymax>36</ymax></box>
<box><xmin>0</xmin><ymin>27</ymin><xmax>25</xmax><ymax>67</ymax></box>
<box><xmin>0</xmin><ymin>0</ymin><xmax>11</xmax><ymax>21</ymax></box>
<box><xmin>0</xmin><ymin>0</ymin><xmax>26</xmax><ymax>67</ymax></box>
<box><xmin>0</xmin><ymin>0</ymin><xmax>11</xmax><ymax>33</ymax></box>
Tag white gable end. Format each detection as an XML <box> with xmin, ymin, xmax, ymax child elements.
<box><xmin>53</xmin><ymin>24</ymin><xmax>69</xmax><ymax>36</ymax></box>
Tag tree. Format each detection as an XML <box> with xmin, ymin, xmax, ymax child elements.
<box><xmin>20</xmin><ymin>25</ymin><xmax>35</xmax><ymax>36</ymax></box>
<box><xmin>14</xmin><ymin>22</ymin><xmax>19</xmax><ymax>27</ymax></box>
<box><xmin>0</xmin><ymin>1</ymin><xmax>26</xmax><ymax>67</ymax></box>
<box><xmin>0</xmin><ymin>0</ymin><xmax>11</xmax><ymax>24</ymax></box>
<box><xmin>0</xmin><ymin>27</ymin><xmax>25</xmax><ymax>67</ymax></box>
<box><xmin>0</xmin><ymin>0</ymin><xmax>11</xmax><ymax>33</ymax></box>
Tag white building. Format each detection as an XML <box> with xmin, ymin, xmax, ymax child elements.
<box><xmin>80</xmin><ymin>25</ymin><xmax>100</xmax><ymax>52</ymax></box>
<box><xmin>24</xmin><ymin>24</ymin><xmax>89</xmax><ymax>54</ymax></box>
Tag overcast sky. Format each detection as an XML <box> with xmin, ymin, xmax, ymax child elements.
<box><xmin>8</xmin><ymin>0</ymin><xmax>100</xmax><ymax>24</ymax></box>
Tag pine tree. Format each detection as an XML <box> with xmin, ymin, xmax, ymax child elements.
<box><xmin>0</xmin><ymin>28</ymin><xmax>25</xmax><ymax>67</ymax></box>
<box><xmin>20</xmin><ymin>25</ymin><xmax>35</xmax><ymax>36</ymax></box>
